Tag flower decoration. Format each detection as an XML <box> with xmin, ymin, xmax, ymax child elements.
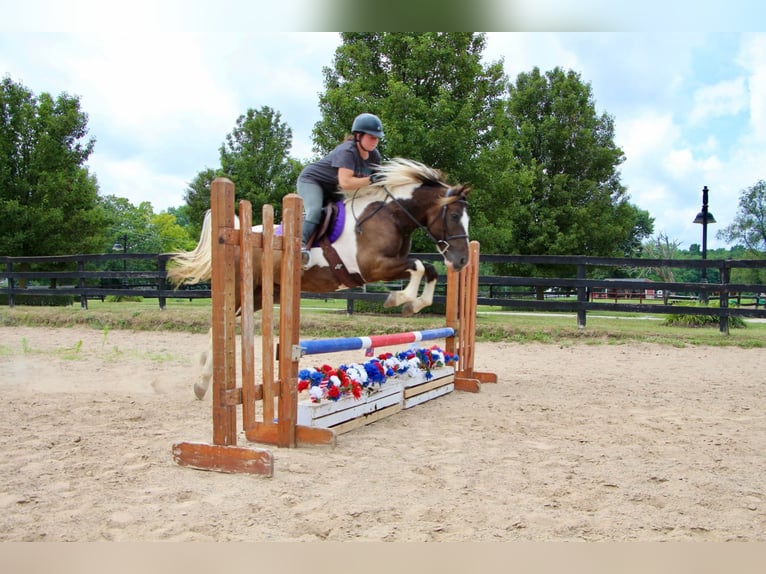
<box><xmin>298</xmin><ymin>345</ymin><xmax>457</xmax><ymax>403</ymax></box>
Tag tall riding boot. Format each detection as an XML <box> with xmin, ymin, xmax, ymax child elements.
<box><xmin>301</xmin><ymin>220</ymin><xmax>319</xmax><ymax>268</ymax></box>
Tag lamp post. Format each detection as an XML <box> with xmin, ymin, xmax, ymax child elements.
<box><xmin>112</xmin><ymin>233</ymin><xmax>128</xmax><ymax>288</ymax></box>
<box><xmin>692</xmin><ymin>185</ymin><xmax>716</xmax><ymax>301</ymax></box>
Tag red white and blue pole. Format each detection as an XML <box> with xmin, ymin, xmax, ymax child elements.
<box><xmin>299</xmin><ymin>327</ymin><xmax>455</xmax><ymax>356</ymax></box>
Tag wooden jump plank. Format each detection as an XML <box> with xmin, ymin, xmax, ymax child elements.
<box><xmin>297</xmin><ymin>387</ymin><xmax>404</xmax><ymax>429</ymax></box>
<box><xmin>330</xmin><ymin>402</ymin><xmax>403</xmax><ymax>435</ymax></box>
<box><xmin>245</xmin><ymin>422</ymin><xmax>337</xmax><ymax>447</ymax></box>
<box><xmin>172</xmin><ymin>442</ymin><xmax>273</xmax><ymax>476</ymax></box>
<box><xmin>403</xmin><ymin>383</ymin><xmax>454</xmax><ymax>409</ymax></box>
<box><xmin>402</xmin><ymin>374</ymin><xmax>455</xmax><ymax>399</ymax></box>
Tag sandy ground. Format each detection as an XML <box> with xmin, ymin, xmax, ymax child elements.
<box><xmin>0</xmin><ymin>325</ymin><xmax>764</xmax><ymax>542</ymax></box>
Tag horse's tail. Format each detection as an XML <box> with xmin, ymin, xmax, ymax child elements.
<box><xmin>167</xmin><ymin>210</ymin><xmax>214</xmax><ymax>285</ymax></box>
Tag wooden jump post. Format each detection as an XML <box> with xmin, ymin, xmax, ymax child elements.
<box><xmin>173</xmin><ymin>179</ymin><xmax>496</xmax><ymax>476</ymax></box>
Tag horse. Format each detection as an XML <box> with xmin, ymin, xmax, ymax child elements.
<box><xmin>167</xmin><ymin>158</ymin><xmax>471</xmax><ymax>399</ymax></box>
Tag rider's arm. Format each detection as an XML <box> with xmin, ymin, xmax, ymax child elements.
<box><xmin>337</xmin><ymin>167</ymin><xmax>372</xmax><ymax>190</ymax></box>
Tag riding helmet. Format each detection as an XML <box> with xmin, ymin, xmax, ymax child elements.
<box><xmin>351</xmin><ymin>113</ymin><xmax>384</xmax><ymax>138</ymax></box>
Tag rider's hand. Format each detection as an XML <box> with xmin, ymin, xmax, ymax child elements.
<box><xmin>370</xmin><ymin>172</ymin><xmax>385</xmax><ymax>184</ymax></box>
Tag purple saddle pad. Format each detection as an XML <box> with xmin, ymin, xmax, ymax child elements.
<box><xmin>274</xmin><ymin>200</ymin><xmax>345</xmax><ymax>246</ymax></box>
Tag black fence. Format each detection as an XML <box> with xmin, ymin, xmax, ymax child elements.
<box><xmin>0</xmin><ymin>253</ymin><xmax>209</xmax><ymax>310</ymax></box>
<box><xmin>2</xmin><ymin>251</ymin><xmax>765</xmax><ymax>333</ymax></box>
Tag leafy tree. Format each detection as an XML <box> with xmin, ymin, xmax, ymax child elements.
<box><xmin>183</xmin><ymin>167</ymin><xmax>220</xmax><ymax>238</ymax></box>
<box><xmin>315</xmin><ymin>33</ymin><xmax>505</xmax><ymax>169</ymax></box>
<box><xmin>220</xmin><ymin>106</ymin><xmax>302</xmax><ymax>222</ymax></box>
<box><xmin>151</xmin><ymin>212</ymin><xmax>196</xmax><ymax>252</ymax></box>
<box><xmin>717</xmin><ymin>179</ymin><xmax>766</xmax><ymax>254</ymax></box>
<box><xmin>640</xmin><ymin>232</ymin><xmax>682</xmax><ymax>283</ymax></box>
<box><xmin>0</xmin><ymin>76</ymin><xmax>108</xmax><ymax>256</ymax></box>
<box><xmin>166</xmin><ymin>204</ymin><xmax>192</xmax><ymax>230</ymax></box>
<box><xmin>184</xmin><ymin>107</ymin><xmax>302</xmax><ymax>229</ymax></box>
<box><xmin>474</xmin><ymin>67</ymin><xmax>651</xmax><ymax>260</ymax></box>
<box><xmin>100</xmin><ymin>195</ymin><xmax>191</xmax><ymax>253</ymax></box>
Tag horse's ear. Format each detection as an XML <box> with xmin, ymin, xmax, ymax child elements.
<box><xmin>446</xmin><ymin>184</ymin><xmax>471</xmax><ymax>200</ymax></box>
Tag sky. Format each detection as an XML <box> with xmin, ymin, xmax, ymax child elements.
<box><xmin>2</xmin><ymin>1</ymin><xmax>766</xmax><ymax>250</ymax></box>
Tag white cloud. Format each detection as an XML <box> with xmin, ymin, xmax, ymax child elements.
<box><xmin>688</xmin><ymin>78</ymin><xmax>748</xmax><ymax>124</ymax></box>
<box><xmin>89</xmin><ymin>155</ymin><xmax>190</xmax><ymax>212</ymax></box>
<box><xmin>65</xmin><ymin>33</ymin><xmax>239</xmax><ymax>144</ymax></box>
<box><xmin>737</xmin><ymin>34</ymin><xmax>766</xmax><ymax>141</ymax></box>
<box><xmin>2</xmin><ymin>0</ymin><xmax>319</xmax><ymax>33</ymax></box>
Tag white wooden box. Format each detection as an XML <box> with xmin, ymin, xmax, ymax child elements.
<box><xmin>399</xmin><ymin>366</ymin><xmax>455</xmax><ymax>409</ymax></box>
<box><xmin>297</xmin><ymin>380</ymin><xmax>404</xmax><ymax>434</ymax></box>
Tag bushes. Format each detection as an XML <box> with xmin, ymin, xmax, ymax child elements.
<box><xmin>351</xmin><ymin>299</ymin><xmax>447</xmax><ymax>315</ymax></box>
<box><xmin>0</xmin><ymin>293</ymin><xmax>75</xmax><ymax>306</ymax></box>
<box><xmin>663</xmin><ymin>302</ymin><xmax>746</xmax><ymax>329</ymax></box>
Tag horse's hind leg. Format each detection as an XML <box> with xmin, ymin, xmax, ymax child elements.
<box><xmin>193</xmin><ymin>327</ymin><xmax>213</xmax><ymax>400</ymax></box>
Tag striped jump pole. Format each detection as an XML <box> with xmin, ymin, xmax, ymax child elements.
<box><xmin>299</xmin><ymin>327</ymin><xmax>456</xmax><ymax>356</ymax></box>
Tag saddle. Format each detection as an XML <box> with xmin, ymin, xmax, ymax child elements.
<box><xmin>304</xmin><ymin>200</ymin><xmax>365</xmax><ymax>288</ymax></box>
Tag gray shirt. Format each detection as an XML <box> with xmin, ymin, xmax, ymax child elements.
<box><xmin>299</xmin><ymin>139</ymin><xmax>382</xmax><ymax>194</ymax></box>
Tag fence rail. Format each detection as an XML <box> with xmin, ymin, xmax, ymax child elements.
<box><xmin>2</xmin><ymin>251</ymin><xmax>765</xmax><ymax>332</ymax></box>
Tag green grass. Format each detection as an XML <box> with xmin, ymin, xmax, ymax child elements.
<box><xmin>1</xmin><ymin>297</ymin><xmax>764</xmax><ymax>349</ymax></box>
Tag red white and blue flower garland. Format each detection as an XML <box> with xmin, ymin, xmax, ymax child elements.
<box><xmin>297</xmin><ymin>345</ymin><xmax>457</xmax><ymax>403</ymax></box>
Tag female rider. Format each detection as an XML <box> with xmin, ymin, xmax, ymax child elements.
<box><xmin>297</xmin><ymin>113</ymin><xmax>384</xmax><ymax>267</ymax></box>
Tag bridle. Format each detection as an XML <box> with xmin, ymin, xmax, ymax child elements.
<box><xmin>353</xmin><ymin>185</ymin><xmax>468</xmax><ymax>256</ymax></box>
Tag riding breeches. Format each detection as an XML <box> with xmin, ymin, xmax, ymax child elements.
<box><xmin>297</xmin><ymin>179</ymin><xmax>324</xmax><ymax>245</ymax></box>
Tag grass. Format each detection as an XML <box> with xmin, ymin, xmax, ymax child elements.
<box><xmin>1</xmin><ymin>297</ymin><xmax>764</xmax><ymax>349</ymax></box>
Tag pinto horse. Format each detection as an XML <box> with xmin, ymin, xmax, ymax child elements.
<box><xmin>167</xmin><ymin>158</ymin><xmax>471</xmax><ymax>399</ymax></box>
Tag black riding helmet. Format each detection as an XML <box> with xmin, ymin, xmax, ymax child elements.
<box><xmin>351</xmin><ymin>113</ymin><xmax>384</xmax><ymax>138</ymax></box>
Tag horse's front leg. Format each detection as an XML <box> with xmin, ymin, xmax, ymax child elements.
<box><xmin>383</xmin><ymin>259</ymin><xmax>438</xmax><ymax>316</ymax></box>
<box><xmin>402</xmin><ymin>261</ymin><xmax>438</xmax><ymax>316</ymax></box>
<box><xmin>384</xmin><ymin>259</ymin><xmax>425</xmax><ymax>313</ymax></box>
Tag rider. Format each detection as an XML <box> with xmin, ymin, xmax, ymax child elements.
<box><xmin>297</xmin><ymin>113</ymin><xmax>385</xmax><ymax>268</ymax></box>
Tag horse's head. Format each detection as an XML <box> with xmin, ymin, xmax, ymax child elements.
<box><xmin>357</xmin><ymin>158</ymin><xmax>472</xmax><ymax>271</ymax></box>
<box><xmin>422</xmin><ymin>184</ymin><xmax>471</xmax><ymax>271</ymax></box>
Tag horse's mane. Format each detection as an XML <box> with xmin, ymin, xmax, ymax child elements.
<box><xmin>340</xmin><ymin>158</ymin><xmax>447</xmax><ymax>200</ymax></box>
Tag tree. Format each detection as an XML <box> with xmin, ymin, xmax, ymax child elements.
<box><xmin>717</xmin><ymin>179</ymin><xmax>766</xmax><ymax>254</ymax></box>
<box><xmin>314</xmin><ymin>33</ymin><xmax>506</xmax><ymax>251</ymax></box>
<box><xmin>474</xmin><ymin>67</ymin><xmax>652</xmax><ymax>258</ymax></box>
<box><xmin>151</xmin><ymin>212</ymin><xmax>196</xmax><ymax>252</ymax></box>
<box><xmin>183</xmin><ymin>168</ymin><xmax>220</xmax><ymax>238</ymax></box>
<box><xmin>184</xmin><ymin>107</ymin><xmax>301</xmax><ymax>228</ymax></box>
<box><xmin>100</xmin><ymin>195</ymin><xmax>194</xmax><ymax>268</ymax></box>
<box><xmin>640</xmin><ymin>232</ymin><xmax>682</xmax><ymax>283</ymax></box>
<box><xmin>219</xmin><ymin>106</ymin><xmax>302</xmax><ymax>223</ymax></box>
<box><xmin>316</xmin><ymin>33</ymin><xmax>504</xmax><ymax>169</ymax></box>
<box><xmin>0</xmin><ymin>76</ymin><xmax>108</xmax><ymax>256</ymax></box>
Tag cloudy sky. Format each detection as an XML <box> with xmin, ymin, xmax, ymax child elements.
<box><xmin>2</xmin><ymin>1</ymin><xmax>765</xmax><ymax>250</ymax></box>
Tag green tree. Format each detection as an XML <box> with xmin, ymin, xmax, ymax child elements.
<box><xmin>474</xmin><ymin>67</ymin><xmax>651</xmax><ymax>258</ymax></box>
<box><xmin>100</xmin><ymin>195</ymin><xmax>158</xmax><ymax>254</ymax></box>
<box><xmin>0</xmin><ymin>76</ymin><xmax>107</xmax><ymax>256</ymax></box>
<box><xmin>640</xmin><ymin>232</ymin><xmax>682</xmax><ymax>283</ymax></box>
<box><xmin>183</xmin><ymin>167</ymin><xmax>220</xmax><ymax>238</ymax></box>
<box><xmin>717</xmin><ymin>179</ymin><xmax>766</xmax><ymax>254</ymax></box>
<box><xmin>151</xmin><ymin>212</ymin><xmax>195</xmax><ymax>252</ymax></box>
<box><xmin>184</xmin><ymin>107</ymin><xmax>302</xmax><ymax>229</ymax></box>
<box><xmin>220</xmin><ymin>106</ymin><xmax>302</xmax><ymax>223</ymax></box>
<box><xmin>316</xmin><ymin>33</ymin><xmax>505</xmax><ymax>169</ymax></box>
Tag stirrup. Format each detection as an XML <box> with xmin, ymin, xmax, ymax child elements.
<box><xmin>300</xmin><ymin>248</ymin><xmax>311</xmax><ymax>269</ymax></box>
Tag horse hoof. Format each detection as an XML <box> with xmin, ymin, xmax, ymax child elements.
<box><xmin>401</xmin><ymin>303</ymin><xmax>415</xmax><ymax>317</ymax></box>
<box><xmin>193</xmin><ymin>382</ymin><xmax>208</xmax><ymax>400</ymax></box>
